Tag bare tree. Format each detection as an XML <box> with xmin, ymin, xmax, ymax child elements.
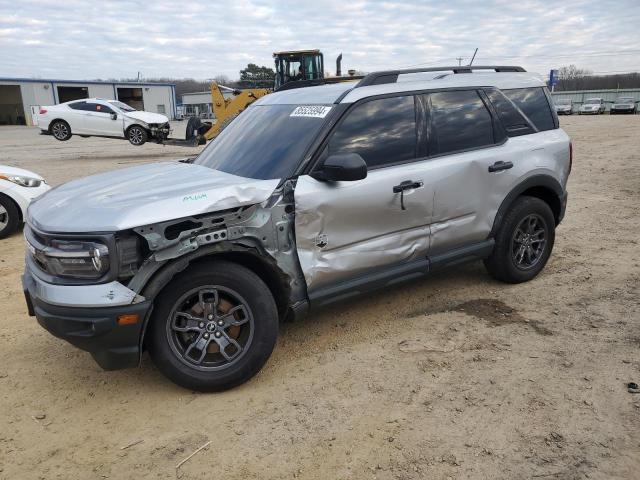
<box><xmin>555</xmin><ymin>65</ymin><xmax>640</xmax><ymax>91</ymax></box>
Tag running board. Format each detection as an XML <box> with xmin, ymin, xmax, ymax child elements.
<box><xmin>308</xmin><ymin>239</ymin><xmax>494</xmax><ymax>309</ymax></box>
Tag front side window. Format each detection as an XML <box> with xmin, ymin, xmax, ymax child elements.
<box><xmin>327</xmin><ymin>95</ymin><xmax>417</xmax><ymax>169</ymax></box>
<box><xmin>429</xmin><ymin>90</ymin><xmax>495</xmax><ymax>155</ymax></box>
<box><xmin>503</xmin><ymin>87</ymin><xmax>556</xmax><ymax>131</ymax></box>
<box><xmin>91</xmin><ymin>103</ymin><xmax>114</xmax><ymax>114</ymax></box>
<box><xmin>195</xmin><ymin>104</ymin><xmax>328</xmax><ymax>180</ymax></box>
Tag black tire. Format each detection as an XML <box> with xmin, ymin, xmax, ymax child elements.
<box><xmin>147</xmin><ymin>261</ymin><xmax>279</xmax><ymax>391</ymax></box>
<box><xmin>484</xmin><ymin>196</ymin><xmax>555</xmax><ymax>284</ymax></box>
<box><xmin>0</xmin><ymin>194</ymin><xmax>20</xmax><ymax>239</ymax></box>
<box><xmin>185</xmin><ymin>116</ymin><xmax>202</xmax><ymax>140</ymax></box>
<box><xmin>127</xmin><ymin>125</ymin><xmax>147</xmax><ymax>146</ymax></box>
<box><xmin>50</xmin><ymin>120</ymin><xmax>72</xmax><ymax>141</ymax></box>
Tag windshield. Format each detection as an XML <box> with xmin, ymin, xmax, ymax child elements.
<box><xmin>585</xmin><ymin>99</ymin><xmax>601</xmax><ymax>104</ymax></box>
<box><xmin>108</xmin><ymin>100</ymin><xmax>136</xmax><ymax>112</ymax></box>
<box><xmin>616</xmin><ymin>97</ymin><xmax>634</xmax><ymax>103</ymax></box>
<box><xmin>194</xmin><ymin>104</ymin><xmax>330</xmax><ymax>180</ymax></box>
<box><xmin>556</xmin><ymin>99</ymin><xmax>571</xmax><ymax>105</ymax></box>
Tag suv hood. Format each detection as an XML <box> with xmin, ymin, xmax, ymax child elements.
<box><xmin>27</xmin><ymin>162</ymin><xmax>280</xmax><ymax>233</ymax></box>
<box><xmin>124</xmin><ymin>111</ymin><xmax>169</xmax><ymax>124</ymax></box>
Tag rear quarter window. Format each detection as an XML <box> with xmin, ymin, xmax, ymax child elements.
<box><xmin>484</xmin><ymin>89</ymin><xmax>535</xmax><ymax>137</ymax></box>
<box><xmin>502</xmin><ymin>87</ymin><xmax>556</xmax><ymax>132</ymax></box>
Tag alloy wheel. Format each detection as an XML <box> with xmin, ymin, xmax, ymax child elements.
<box><xmin>510</xmin><ymin>213</ymin><xmax>547</xmax><ymax>270</ymax></box>
<box><xmin>0</xmin><ymin>204</ymin><xmax>7</xmax><ymax>231</ymax></box>
<box><xmin>129</xmin><ymin>127</ymin><xmax>144</xmax><ymax>145</ymax></box>
<box><xmin>166</xmin><ymin>285</ymin><xmax>254</xmax><ymax>371</ymax></box>
<box><xmin>52</xmin><ymin>122</ymin><xmax>68</xmax><ymax>140</ymax></box>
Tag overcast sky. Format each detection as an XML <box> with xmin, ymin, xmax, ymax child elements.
<box><xmin>1</xmin><ymin>0</ymin><xmax>639</xmax><ymax>81</ymax></box>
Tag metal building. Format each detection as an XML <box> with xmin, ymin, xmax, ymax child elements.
<box><xmin>0</xmin><ymin>78</ymin><xmax>177</xmax><ymax>126</ymax></box>
<box><xmin>181</xmin><ymin>90</ymin><xmax>237</xmax><ymax>119</ymax></box>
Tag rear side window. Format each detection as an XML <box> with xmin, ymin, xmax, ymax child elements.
<box><xmin>69</xmin><ymin>101</ymin><xmax>86</xmax><ymax>110</ymax></box>
<box><xmin>485</xmin><ymin>89</ymin><xmax>535</xmax><ymax>137</ymax></box>
<box><xmin>328</xmin><ymin>95</ymin><xmax>417</xmax><ymax>169</ymax></box>
<box><xmin>429</xmin><ymin>90</ymin><xmax>494</xmax><ymax>155</ymax></box>
<box><xmin>502</xmin><ymin>87</ymin><xmax>555</xmax><ymax>132</ymax></box>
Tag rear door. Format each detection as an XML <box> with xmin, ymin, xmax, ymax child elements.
<box><xmin>425</xmin><ymin>87</ymin><xmax>556</xmax><ymax>255</ymax></box>
<box><xmin>294</xmin><ymin>94</ymin><xmax>434</xmax><ymax>293</ymax></box>
<box><xmin>425</xmin><ymin>89</ymin><xmax>524</xmax><ymax>254</ymax></box>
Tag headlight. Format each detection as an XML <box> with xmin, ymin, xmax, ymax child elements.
<box><xmin>30</xmin><ymin>239</ymin><xmax>110</xmax><ymax>279</ymax></box>
<box><xmin>0</xmin><ymin>174</ymin><xmax>43</xmax><ymax>187</ymax></box>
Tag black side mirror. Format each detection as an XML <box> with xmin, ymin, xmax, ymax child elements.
<box><xmin>311</xmin><ymin>153</ymin><xmax>367</xmax><ymax>182</ymax></box>
<box><xmin>110</xmin><ymin>112</ymin><xmax>118</xmax><ymax>120</ymax></box>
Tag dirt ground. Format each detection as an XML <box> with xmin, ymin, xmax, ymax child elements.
<box><xmin>0</xmin><ymin>116</ymin><xmax>639</xmax><ymax>480</ymax></box>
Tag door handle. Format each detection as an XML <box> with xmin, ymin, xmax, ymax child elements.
<box><xmin>488</xmin><ymin>161</ymin><xmax>514</xmax><ymax>173</ymax></box>
<box><xmin>393</xmin><ymin>180</ymin><xmax>423</xmax><ymax>193</ymax></box>
<box><xmin>392</xmin><ymin>180</ymin><xmax>423</xmax><ymax>210</ymax></box>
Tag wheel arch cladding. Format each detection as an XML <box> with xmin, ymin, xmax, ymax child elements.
<box><xmin>491</xmin><ymin>175</ymin><xmax>563</xmax><ymax>236</ymax></box>
<box><xmin>138</xmin><ymin>247</ymin><xmax>291</xmax><ymax>351</ymax></box>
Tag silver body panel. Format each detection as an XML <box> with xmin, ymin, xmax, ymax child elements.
<box><xmin>294</xmin><ymin>165</ymin><xmax>433</xmax><ymax>291</ymax></box>
<box><xmin>23</xmin><ymin>267</ymin><xmax>139</xmax><ymax>307</ymax></box>
<box><xmin>27</xmin><ymin>161</ymin><xmax>279</xmax><ymax>233</ymax></box>
<box><xmin>294</xmin><ymin>129</ymin><xmax>570</xmax><ymax>292</ymax></box>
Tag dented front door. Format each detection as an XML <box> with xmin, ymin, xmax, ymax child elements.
<box><xmin>294</xmin><ymin>162</ymin><xmax>434</xmax><ymax>293</ymax></box>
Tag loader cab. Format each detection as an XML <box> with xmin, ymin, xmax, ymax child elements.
<box><xmin>273</xmin><ymin>50</ymin><xmax>324</xmax><ymax>89</ymax></box>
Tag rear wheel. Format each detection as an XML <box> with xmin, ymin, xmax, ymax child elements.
<box><xmin>484</xmin><ymin>196</ymin><xmax>555</xmax><ymax>283</ymax></box>
<box><xmin>127</xmin><ymin>125</ymin><xmax>147</xmax><ymax>146</ymax></box>
<box><xmin>147</xmin><ymin>261</ymin><xmax>279</xmax><ymax>391</ymax></box>
<box><xmin>0</xmin><ymin>195</ymin><xmax>20</xmax><ymax>239</ymax></box>
<box><xmin>50</xmin><ymin>120</ymin><xmax>71</xmax><ymax>141</ymax></box>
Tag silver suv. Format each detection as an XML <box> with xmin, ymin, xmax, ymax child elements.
<box><xmin>22</xmin><ymin>66</ymin><xmax>571</xmax><ymax>391</ymax></box>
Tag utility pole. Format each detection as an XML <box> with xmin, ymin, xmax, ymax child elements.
<box><xmin>456</xmin><ymin>57</ymin><xmax>464</xmax><ymax>66</ymax></box>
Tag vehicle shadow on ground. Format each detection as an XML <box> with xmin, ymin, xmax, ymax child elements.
<box><xmin>29</xmin><ymin>261</ymin><xmax>510</xmax><ymax>395</ymax></box>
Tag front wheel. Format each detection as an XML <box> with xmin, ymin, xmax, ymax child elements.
<box><xmin>484</xmin><ymin>196</ymin><xmax>555</xmax><ymax>283</ymax></box>
<box><xmin>0</xmin><ymin>195</ymin><xmax>20</xmax><ymax>239</ymax></box>
<box><xmin>127</xmin><ymin>125</ymin><xmax>147</xmax><ymax>146</ymax></box>
<box><xmin>147</xmin><ymin>261</ymin><xmax>279</xmax><ymax>391</ymax></box>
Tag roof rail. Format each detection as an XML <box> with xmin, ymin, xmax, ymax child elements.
<box><xmin>355</xmin><ymin>65</ymin><xmax>526</xmax><ymax>87</ymax></box>
<box><xmin>274</xmin><ymin>76</ymin><xmax>364</xmax><ymax>92</ymax></box>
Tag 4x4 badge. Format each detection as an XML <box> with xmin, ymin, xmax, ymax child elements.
<box><xmin>315</xmin><ymin>234</ymin><xmax>328</xmax><ymax>248</ymax></box>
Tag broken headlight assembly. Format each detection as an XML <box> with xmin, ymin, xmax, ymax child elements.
<box><xmin>29</xmin><ymin>239</ymin><xmax>110</xmax><ymax>279</ymax></box>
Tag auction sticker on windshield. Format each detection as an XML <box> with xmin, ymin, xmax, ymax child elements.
<box><xmin>290</xmin><ymin>106</ymin><xmax>332</xmax><ymax>118</ymax></box>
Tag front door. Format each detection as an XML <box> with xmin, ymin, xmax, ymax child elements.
<box><xmin>83</xmin><ymin>102</ymin><xmax>123</xmax><ymax>136</ymax></box>
<box><xmin>294</xmin><ymin>94</ymin><xmax>433</xmax><ymax>293</ymax></box>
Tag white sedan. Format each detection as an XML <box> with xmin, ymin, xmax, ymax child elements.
<box><xmin>0</xmin><ymin>165</ymin><xmax>51</xmax><ymax>239</ymax></box>
<box><xmin>38</xmin><ymin>98</ymin><xmax>171</xmax><ymax>146</ymax></box>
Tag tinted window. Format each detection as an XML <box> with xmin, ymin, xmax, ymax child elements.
<box><xmin>485</xmin><ymin>89</ymin><xmax>535</xmax><ymax>137</ymax></box>
<box><xmin>90</xmin><ymin>103</ymin><xmax>114</xmax><ymax>114</ymax></box>
<box><xmin>429</xmin><ymin>90</ymin><xmax>494</xmax><ymax>155</ymax></box>
<box><xmin>328</xmin><ymin>95</ymin><xmax>416</xmax><ymax>169</ymax></box>
<box><xmin>69</xmin><ymin>101</ymin><xmax>86</xmax><ymax>110</ymax></box>
<box><xmin>195</xmin><ymin>104</ymin><xmax>327</xmax><ymax>180</ymax></box>
<box><xmin>503</xmin><ymin>87</ymin><xmax>555</xmax><ymax>131</ymax></box>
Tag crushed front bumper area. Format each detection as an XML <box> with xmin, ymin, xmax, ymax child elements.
<box><xmin>23</xmin><ymin>273</ymin><xmax>151</xmax><ymax>370</ymax></box>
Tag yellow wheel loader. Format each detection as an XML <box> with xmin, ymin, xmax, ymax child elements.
<box><xmin>167</xmin><ymin>50</ymin><xmax>359</xmax><ymax>147</ymax></box>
